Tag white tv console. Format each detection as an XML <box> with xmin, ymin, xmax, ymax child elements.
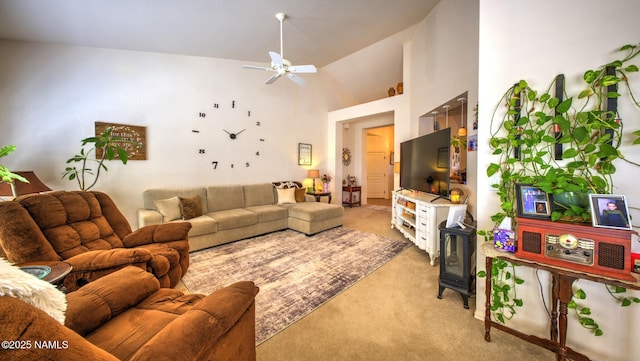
<box><xmin>391</xmin><ymin>189</ymin><xmax>457</xmax><ymax>266</ymax></box>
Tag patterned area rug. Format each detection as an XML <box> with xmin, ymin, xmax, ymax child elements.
<box><xmin>181</xmin><ymin>227</ymin><xmax>411</xmax><ymax>344</ymax></box>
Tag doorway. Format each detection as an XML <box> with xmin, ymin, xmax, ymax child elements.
<box><xmin>366</xmin><ymin>125</ymin><xmax>394</xmax><ymax>205</ymax></box>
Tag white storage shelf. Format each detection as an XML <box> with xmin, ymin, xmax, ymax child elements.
<box><xmin>391</xmin><ymin>190</ymin><xmax>457</xmax><ymax>266</ymax></box>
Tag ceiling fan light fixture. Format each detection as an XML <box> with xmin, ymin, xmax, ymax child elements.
<box><xmin>242</xmin><ymin>12</ymin><xmax>316</xmax><ymax>86</ymax></box>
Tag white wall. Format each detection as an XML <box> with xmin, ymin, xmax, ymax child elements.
<box><xmin>478</xmin><ymin>1</ymin><xmax>640</xmax><ymax>360</ymax></box>
<box><xmin>0</xmin><ymin>41</ymin><xmax>334</xmax><ymax>224</ymax></box>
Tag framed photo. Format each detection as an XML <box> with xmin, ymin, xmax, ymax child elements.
<box><xmin>298</xmin><ymin>143</ymin><xmax>312</xmax><ymax>166</ymax></box>
<box><xmin>589</xmin><ymin>194</ymin><xmax>632</xmax><ymax>230</ymax></box>
<box><xmin>349</xmin><ymin>176</ymin><xmax>357</xmax><ymax>186</ymax></box>
<box><xmin>515</xmin><ymin>184</ymin><xmax>552</xmax><ymax>219</ymax></box>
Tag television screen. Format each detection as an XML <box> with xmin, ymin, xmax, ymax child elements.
<box><xmin>400</xmin><ymin>128</ymin><xmax>450</xmax><ymax>197</ymax></box>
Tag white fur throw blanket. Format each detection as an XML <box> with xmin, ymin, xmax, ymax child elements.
<box><xmin>0</xmin><ymin>257</ymin><xmax>66</xmax><ymax>323</ymax></box>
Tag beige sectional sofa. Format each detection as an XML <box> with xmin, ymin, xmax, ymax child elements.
<box><xmin>137</xmin><ymin>182</ymin><xmax>344</xmax><ymax>252</ymax></box>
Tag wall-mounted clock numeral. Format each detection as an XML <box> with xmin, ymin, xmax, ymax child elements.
<box><xmin>231</xmin><ymin>163</ymin><xmax>235</xmax><ymax>168</ymax></box>
<box><xmin>245</xmin><ymin>162</ymin><xmax>250</xmax><ymax>167</ymax></box>
<box><xmin>248</xmin><ymin>111</ymin><xmax>251</xmax><ymax>117</ymax></box>
<box><xmin>232</xmin><ymin>100</ymin><xmax>236</xmax><ymax>108</ymax></box>
<box><xmin>260</xmin><ymin>138</ymin><xmax>265</xmax><ymax>142</ymax></box>
<box><xmin>213</xmin><ymin>103</ymin><xmax>219</xmax><ymax>108</ymax></box>
<box><xmin>198</xmin><ymin>149</ymin><xmax>205</xmax><ymax>154</ymax></box>
<box><xmin>256</xmin><ymin>121</ymin><xmax>261</xmax><ymax>126</ymax></box>
<box><xmin>211</xmin><ymin>161</ymin><xmax>218</xmax><ymax>169</ymax></box>
<box><xmin>256</xmin><ymin>151</ymin><xmax>260</xmax><ymax>156</ymax></box>
<box><xmin>199</xmin><ymin>112</ymin><xmax>206</xmax><ymax>118</ymax></box>
<box><xmin>192</xmin><ymin>130</ymin><xmax>200</xmax><ymax>133</ymax></box>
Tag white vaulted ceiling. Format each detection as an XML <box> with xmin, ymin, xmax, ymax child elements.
<box><xmin>0</xmin><ymin>0</ymin><xmax>439</xmax><ymax>103</ymax></box>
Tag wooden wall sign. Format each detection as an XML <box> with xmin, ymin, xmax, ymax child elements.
<box><xmin>95</xmin><ymin>122</ymin><xmax>147</xmax><ymax>160</ymax></box>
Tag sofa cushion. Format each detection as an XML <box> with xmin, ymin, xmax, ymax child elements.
<box><xmin>154</xmin><ymin>197</ymin><xmax>182</xmax><ymax>223</ymax></box>
<box><xmin>246</xmin><ymin>205</ymin><xmax>288</xmax><ymax>223</ymax></box>
<box><xmin>276</xmin><ymin>188</ymin><xmax>296</xmax><ymax>204</ymax></box>
<box><xmin>182</xmin><ymin>215</ymin><xmax>218</xmax><ymax>237</ymax></box>
<box><xmin>244</xmin><ymin>183</ymin><xmax>276</xmax><ymax>207</ymax></box>
<box><xmin>207</xmin><ymin>185</ymin><xmax>245</xmax><ymax>212</ymax></box>
<box><xmin>207</xmin><ymin>209</ymin><xmax>257</xmax><ymax>231</ymax></box>
<box><xmin>287</xmin><ymin>202</ymin><xmax>345</xmax><ymax>222</ymax></box>
<box><xmin>295</xmin><ymin>188</ymin><xmax>306</xmax><ymax>202</ymax></box>
<box><xmin>179</xmin><ymin>196</ymin><xmax>204</xmax><ymax>220</ymax></box>
<box><xmin>143</xmin><ymin>188</ymin><xmax>208</xmax><ymax>213</ymax></box>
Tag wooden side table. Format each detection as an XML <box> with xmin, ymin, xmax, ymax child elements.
<box><xmin>19</xmin><ymin>261</ymin><xmax>72</xmax><ymax>292</ymax></box>
<box><xmin>342</xmin><ymin>185</ymin><xmax>361</xmax><ymax>207</ymax></box>
<box><xmin>307</xmin><ymin>191</ymin><xmax>332</xmax><ymax>203</ymax></box>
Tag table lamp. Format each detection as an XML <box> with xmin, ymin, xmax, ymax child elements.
<box><xmin>449</xmin><ymin>187</ymin><xmax>463</xmax><ymax>204</ymax></box>
<box><xmin>307</xmin><ymin>169</ymin><xmax>320</xmax><ymax>193</ymax></box>
<box><xmin>0</xmin><ymin>171</ymin><xmax>52</xmax><ymax>198</ymax></box>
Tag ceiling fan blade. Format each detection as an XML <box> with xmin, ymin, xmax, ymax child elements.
<box><xmin>288</xmin><ymin>64</ymin><xmax>317</xmax><ymax>73</ymax></box>
<box><xmin>265</xmin><ymin>73</ymin><xmax>282</xmax><ymax>84</ymax></box>
<box><xmin>242</xmin><ymin>65</ymin><xmax>273</xmax><ymax>71</ymax></box>
<box><xmin>269</xmin><ymin>51</ymin><xmax>283</xmax><ymax>66</ymax></box>
<box><xmin>287</xmin><ymin>73</ymin><xmax>306</xmax><ymax>86</ymax></box>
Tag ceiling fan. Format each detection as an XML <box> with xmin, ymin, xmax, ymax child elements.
<box><xmin>242</xmin><ymin>13</ymin><xmax>317</xmax><ymax>86</ymax></box>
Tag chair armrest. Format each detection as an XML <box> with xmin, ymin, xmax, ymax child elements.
<box><xmin>63</xmin><ymin>248</ymin><xmax>153</xmax><ymax>291</ymax></box>
<box><xmin>1</xmin><ymin>296</ymin><xmax>119</xmax><ymax>361</ymax></box>
<box><xmin>129</xmin><ymin>281</ymin><xmax>259</xmax><ymax>361</ymax></box>
<box><xmin>122</xmin><ymin>222</ymin><xmax>192</xmax><ymax>247</ymax></box>
<box><xmin>65</xmin><ymin>266</ymin><xmax>160</xmax><ymax>336</ymax></box>
<box><xmin>137</xmin><ymin>208</ymin><xmax>163</xmax><ymax>228</ymax></box>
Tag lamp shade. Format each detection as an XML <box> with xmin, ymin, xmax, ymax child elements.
<box><xmin>307</xmin><ymin>169</ymin><xmax>320</xmax><ymax>179</ymax></box>
<box><xmin>450</xmin><ymin>187</ymin><xmax>463</xmax><ymax>204</ymax></box>
<box><xmin>0</xmin><ymin>171</ymin><xmax>52</xmax><ymax>197</ymax></box>
<box><xmin>457</xmin><ymin>127</ymin><xmax>467</xmax><ymax>137</ymax></box>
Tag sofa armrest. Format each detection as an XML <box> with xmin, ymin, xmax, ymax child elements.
<box><xmin>65</xmin><ymin>266</ymin><xmax>160</xmax><ymax>336</ymax></box>
<box><xmin>122</xmin><ymin>222</ymin><xmax>192</xmax><ymax>247</ymax></box>
<box><xmin>137</xmin><ymin>208</ymin><xmax>163</xmax><ymax>228</ymax></box>
<box><xmin>129</xmin><ymin>281</ymin><xmax>259</xmax><ymax>361</ymax></box>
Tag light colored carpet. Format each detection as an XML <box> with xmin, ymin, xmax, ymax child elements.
<box><xmin>181</xmin><ymin>227</ymin><xmax>411</xmax><ymax>344</ymax></box>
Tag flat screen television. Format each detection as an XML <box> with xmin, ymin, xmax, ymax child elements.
<box><xmin>400</xmin><ymin>128</ymin><xmax>450</xmax><ymax>198</ymax></box>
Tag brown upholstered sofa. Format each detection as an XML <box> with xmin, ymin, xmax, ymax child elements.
<box><xmin>0</xmin><ymin>266</ymin><xmax>259</xmax><ymax>361</ymax></box>
<box><xmin>0</xmin><ymin>191</ymin><xmax>192</xmax><ymax>291</ymax></box>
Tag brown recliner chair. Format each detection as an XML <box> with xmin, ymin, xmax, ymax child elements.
<box><xmin>0</xmin><ymin>266</ymin><xmax>259</xmax><ymax>361</ymax></box>
<box><xmin>0</xmin><ymin>190</ymin><xmax>192</xmax><ymax>291</ymax></box>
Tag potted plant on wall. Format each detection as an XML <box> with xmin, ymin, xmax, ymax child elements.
<box><xmin>478</xmin><ymin>42</ymin><xmax>640</xmax><ymax>335</ymax></box>
<box><xmin>63</xmin><ymin>127</ymin><xmax>140</xmax><ymax>191</ymax></box>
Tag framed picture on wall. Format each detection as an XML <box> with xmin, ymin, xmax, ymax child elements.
<box><xmin>298</xmin><ymin>143</ymin><xmax>312</xmax><ymax>166</ymax></box>
<box><xmin>515</xmin><ymin>184</ymin><xmax>552</xmax><ymax>220</ymax></box>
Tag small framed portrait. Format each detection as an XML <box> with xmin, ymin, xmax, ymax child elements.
<box><xmin>589</xmin><ymin>194</ymin><xmax>632</xmax><ymax>230</ymax></box>
<box><xmin>349</xmin><ymin>176</ymin><xmax>357</xmax><ymax>186</ymax></box>
<box><xmin>298</xmin><ymin>143</ymin><xmax>312</xmax><ymax>166</ymax></box>
<box><xmin>515</xmin><ymin>184</ymin><xmax>552</xmax><ymax>220</ymax></box>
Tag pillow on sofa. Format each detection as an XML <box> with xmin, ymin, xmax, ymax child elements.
<box><xmin>295</xmin><ymin>188</ymin><xmax>306</xmax><ymax>202</ymax></box>
<box><xmin>0</xmin><ymin>257</ymin><xmax>67</xmax><ymax>324</ymax></box>
<box><xmin>180</xmin><ymin>195</ymin><xmax>204</xmax><ymax>220</ymax></box>
<box><xmin>154</xmin><ymin>196</ymin><xmax>182</xmax><ymax>223</ymax></box>
<box><xmin>276</xmin><ymin>188</ymin><xmax>296</xmax><ymax>204</ymax></box>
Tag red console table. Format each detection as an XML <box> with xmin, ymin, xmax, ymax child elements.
<box><xmin>482</xmin><ymin>243</ymin><xmax>640</xmax><ymax>361</ymax></box>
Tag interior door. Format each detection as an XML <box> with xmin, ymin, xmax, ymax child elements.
<box><xmin>367</xmin><ymin>151</ymin><xmax>387</xmax><ymax>198</ymax></box>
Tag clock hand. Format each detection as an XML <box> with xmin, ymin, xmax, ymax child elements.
<box><xmin>223</xmin><ymin>129</ymin><xmax>232</xmax><ymax>135</ymax></box>
<box><xmin>235</xmin><ymin>129</ymin><xmax>246</xmax><ymax>136</ymax></box>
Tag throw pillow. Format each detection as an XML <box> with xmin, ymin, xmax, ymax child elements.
<box><xmin>0</xmin><ymin>258</ymin><xmax>67</xmax><ymax>324</ymax></box>
<box><xmin>179</xmin><ymin>195</ymin><xmax>204</xmax><ymax>220</ymax></box>
<box><xmin>276</xmin><ymin>188</ymin><xmax>296</xmax><ymax>204</ymax></box>
<box><xmin>295</xmin><ymin>188</ymin><xmax>306</xmax><ymax>202</ymax></box>
<box><xmin>154</xmin><ymin>196</ymin><xmax>182</xmax><ymax>223</ymax></box>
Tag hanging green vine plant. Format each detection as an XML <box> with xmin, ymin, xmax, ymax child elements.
<box><xmin>479</xmin><ymin>42</ymin><xmax>640</xmax><ymax>334</ymax></box>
